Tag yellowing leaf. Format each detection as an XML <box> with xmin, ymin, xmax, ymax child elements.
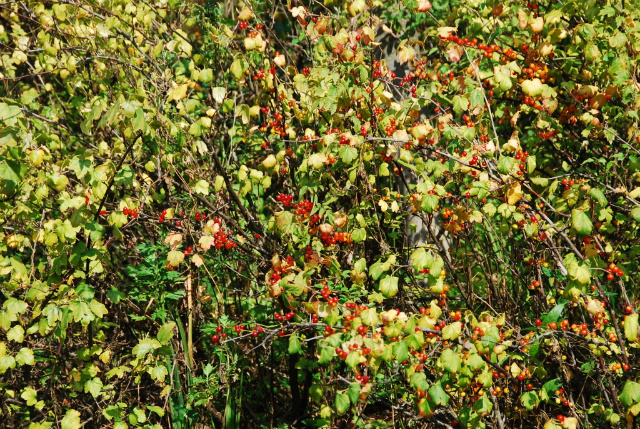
<box><xmin>61</xmin><ymin>410</ymin><xmax>82</xmax><ymax>429</ymax></box>
<box><xmin>164</xmin><ymin>233</ymin><xmax>183</xmax><ymax>249</ymax></box>
<box><xmin>397</xmin><ymin>40</ymin><xmax>416</xmax><ymax>64</ymax></box>
<box><xmin>521</xmin><ymin>79</ymin><xmax>544</xmax><ymax>97</ymax></box>
<box><xmin>561</xmin><ymin>417</ymin><xmax>578</xmax><ymax>429</ymax></box>
<box><xmin>166</xmin><ymin>250</ymin><xmax>185</xmax><ymax>267</ymax></box>
<box><xmin>348</xmin><ymin>0</ymin><xmax>366</xmax><ymax>16</ymax></box>
<box><xmin>193</xmin><ymin>179</ymin><xmax>209</xmax><ymax>195</ymax></box>
<box><xmin>308</xmin><ymin>153</ymin><xmax>327</xmax><ymax>169</ymax></box>
<box><xmin>446</xmin><ymin>44</ymin><xmax>463</xmax><ymax>62</ymax></box>
<box><xmin>211</xmin><ymin>87</ymin><xmax>226</xmax><ymax>103</ymax></box>
<box><xmin>585</xmin><ymin>298</ymin><xmax>604</xmax><ymax>316</ymax></box>
<box><xmin>199</xmin><ymin>235</ymin><xmax>215</xmax><ymax>251</ymax></box>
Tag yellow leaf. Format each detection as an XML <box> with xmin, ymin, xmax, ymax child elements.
<box><xmin>171</xmin><ymin>84</ymin><xmax>188</xmax><ymax>101</ymax></box>
<box><xmin>192</xmin><ymin>254</ymin><xmax>205</xmax><ymax>267</ymax></box>
<box><xmin>506</xmin><ymin>182</ymin><xmax>523</xmax><ymax>205</ymax></box>
<box><xmin>561</xmin><ymin>417</ymin><xmax>578</xmax><ymax>429</ymax></box>
<box><xmin>199</xmin><ymin>235</ymin><xmax>215</xmax><ymax>251</ymax></box>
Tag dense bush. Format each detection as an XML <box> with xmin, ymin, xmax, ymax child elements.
<box><xmin>2</xmin><ymin>0</ymin><xmax>640</xmax><ymax>428</ymax></box>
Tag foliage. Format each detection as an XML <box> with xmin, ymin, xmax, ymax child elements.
<box><xmin>2</xmin><ymin>0</ymin><xmax>640</xmax><ymax>428</ymax></box>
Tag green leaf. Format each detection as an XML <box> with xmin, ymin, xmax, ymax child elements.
<box><xmin>429</xmin><ymin>383</ymin><xmax>449</xmax><ymax>406</ymax></box>
<box><xmin>157</xmin><ymin>322</ymin><xmax>176</xmax><ymax>344</ymax></box>
<box><xmin>379</xmin><ymin>275</ymin><xmax>399</xmax><ymax>298</ymax></box>
<box><xmin>410</xmin><ymin>372</ymin><xmax>429</xmax><ymax>391</ymax></box>
<box><xmin>335</xmin><ymin>392</ymin><xmax>350</xmax><ymax>415</ymax></box>
<box><xmin>230</xmin><ymin>58</ymin><xmax>245</xmax><ymax>80</ymax></box>
<box><xmin>542</xmin><ymin>303</ymin><xmax>565</xmax><ymax>325</ymax></box>
<box><xmin>7</xmin><ymin>325</ymin><xmax>24</xmax><ymax>343</ymax></box>
<box><xmin>571</xmin><ymin>209</ymin><xmax>593</xmax><ymax>236</ymax></box>
<box><xmin>406</xmin><ymin>330</ymin><xmax>424</xmax><ymax>350</ymax></box>
<box><xmin>624</xmin><ymin>313</ymin><xmax>638</xmax><ymax>342</ymax></box>
<box><xmin>0</xmin><ymin>159</ymin><xmax>25</xmax><ymax>196</ymax></box>
<box><xmin>410</xmin><ymin>248</ymin><xmax>429</xmax><ymax>271</ymax></box>
<box><xmin>149</xmin><ymin>364</ymin><xmax>168</xmax><ymax>382</ymax></box>
<box><xmin>360</xmin><ymin>308</ymin><xmax>378</xmax><ymax>326</ymax></box>
<box><xmin>442</xmin><ymin>322</ymin><xmax>462</xmax><ymax>340</ymax></box>
<box><xmin>69</xmin><ymin>157</ymin><xmax>93</xmax><ymax>180</ymax></box>
<box><xmin>619</xmin><ymin>381</ymin><xmax>640</xmax><ymax>407</ymax></box>
<box><xmin>439</xmin><ymin>348</ymin><xmax>461</xmax><ymax>373</ymax></box>
<box><xmin>0</xmin><ymin>355</ymin><xmax>16</xmax><ymax>374</ymax></box>
<box><xmin>56</xmin><ymin>219</ymin><xmax>81</xmax><ymax>242</ymax></box>
<box><xmin>21</xmin><ymin>387</ymin><xmax>38</xmax><ymax>406</ymax></box>
<box><xmin>61</xmin><ymin>410</ymin><xmax>82</xmax><ymax>429</ymax></box>
<box><xmin>339</xmin><ymin>146</ymin><xmax>358</xmax><ymax>164</ymax></box>
<box><xmin>421</xmin><ymin>194</ymin><xmax>439</xmax><ymax>213</ymax></box>
<box><xmin>522</xmin><ymin>79</ymin><xmax>544</xmax><ymax>97</ymax></box>
<box><xmin>452</xmin><ymin>95</ymin><xmax>468</xmax><ymax>114</ymax></box>
<box><xmin>393</xmin><ymin>341</ymin><xmax>409</xmax><ymax>363</ymax></box>
<box><xmin>345</xmin><ymin>350</ymin><xmax>364</xmax><ymax>368</ymax></box>
<box><xmin>89</xmin><ymin>299</ymin><xmax>108</xmax><ymax>318</ymax></box>
<box><xmin>193</xmin><ymin>179</ymin><xmax>210</xmax><ymax>195</ymax></box>
<box><xmin>631</xmin><ymin>207</ymin><xmax>640</xmax><ymax>223</ymax></box>
<box><xmin>346</xmin><ymin>383</ymin><xmax>361</xmax><ymax>404</ymax></box>
<box><xmin>609</xmin><ymin>32</ymin><xmax>628</xmax><ymax>48</ymax></box>
<box><xmin>131</xmin><ymin>407</ymin><xmax>147</xmax><ymax>424</ymax></box>
<box><xmin>531</xmin><ymin>177</ymin><xmax>549</xmax><ymax>187</ymax></box>
<box><xmin>521</xmin><ymin>391</ymin><xmax>539</xmax><ymax>410</ymax></box>
<box><xmin>107</xmin><ymin>287</ymin><xmax>126</xmax><ymax>304</ymax></box>
<box><xmin>147</xmin><ymin>405</ymin><xmax>165</xmax><ymax>417</ymax></box>
<box><xmin>133</xmin><ymin>338</ymin><xmax>161</xmax><ymax>358</ymax></box>
<box><xmin>589</xmin><ymin>188</ymin><xmax>607</xmax><ymax>206</ymax></box>
<box><xmin>15</xmin><ymin>347</ymin><xmax>34</xmax><ymax>366</ymax></box>
<box><xmin>351</xmin><ymin>228</ymin><xmax>366</xmax><ymax>243</ymax></box>
<box><xmin>84</xmin><ymin>377</ymin><xmax>103</xmax><ymax>397</ymax></box>
<box><xmin>467</xmin><ymin>354</ymin><xmax>486</xmax><ymax>371</ymax></box>
<box><xmin>497</xmin><ymin>156</ymin><xmax>515</xmax><ymax>175</ymax></box>
<box><xmin>97</xmin><ymin>100</ymin><xmax>120</xmax><ymax>128</ymax></box>
<box><xmin>474</xmin><ymin>395</ymin><xmax>493</xmax><ymax>415</ymax></box>
<box><xmin>132</xmin><ymin>108</ymin><xmax>147</xmax><ymax>133</ymax></box>
<box><xmin>288</xmin><ymin>333</ymin><xmax>302</xmax><ymax>354</ymax></box>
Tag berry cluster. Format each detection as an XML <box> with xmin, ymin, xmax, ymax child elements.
<box><xmin>211</xmin><ymin>227</ymin><xmax>237</xmax><ymax>250</ymax></box>
<box><xmin>606</xmin><ymin>262</ymin><xmax>623</xmax><ymax>280</ymax></box>
<box><xmin>158</xmin><ymin>209</ymin><xmax>167</xmax><ymax>223</ymax></box>
<box><xmin>274</xmin><ymin>311</ymin><xmax>296</xmax><ymax>322</ymax></box>
<box><xmin>303</xmin><ymin>246</ymin><xmax>317</xmax><ymax>263</ymax></box>
<box><xmin>253</xmin><ymin>68</ymin><xmax>266</xmax><ymax>80</ymax></box>
<box><xmin>379</xmin><ymin>150</ymin><xmax>394</xmax><ymax>162</ymax></box>
<box><xmin>123</xmin><ymin>207</ymin><xmax>139</xmax><ymax>219</ymax></box>
<box><xmin>269</xmin><ymin>255</ymin><xmax>295</xmax><ymax>285</ymax></box>
<box><xmin>276</xmin><ymin>193</ymin><xmax>294</xmax><ymax>207</ymax></box>
<box><xmin>528</xmin><ymin>280</ymin><xmax>541</xmax><ymax>290</ymax></box>
<box><xmin>294</xmin><ymin>199</ymin><xmax>314</xmax><ymax>217</ymax></box>
<box><xmin>319</xmin><ymin>283</ymin><xmax>339</xmax><ymax>307</ymax></box>
<box><xmin>383</xmin><ymin>119</ymin><xmax>398</xmax><ymax>137</ymax></box>
<box><xmin>441</xmin><ymin>207</ymin><xmax>455</xmax><ymax>219</ymax></box>
<box><xmin>319</xmin><ymin>231</ymin><xmax>351</xmax><ymax>247</ymax></box>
